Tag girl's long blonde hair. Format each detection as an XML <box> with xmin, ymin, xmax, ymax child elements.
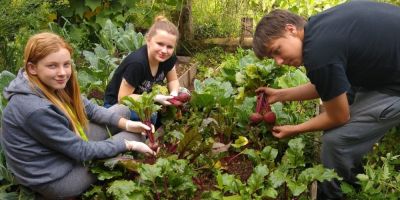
<box><xmin>24</xmin><ymin>32</ymin><xmax>88</xmax><ymax>137</ymax></box>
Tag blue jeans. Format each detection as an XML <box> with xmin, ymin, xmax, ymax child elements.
<box><xmin>104</xmin><ymin>103</ymin><xmax>157</xmax><ymax>124</ymax></box>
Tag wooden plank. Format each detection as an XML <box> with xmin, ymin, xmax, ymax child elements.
<box><xmin>178</xmin><ymin>64</ymin><xmax>197</xmax><ymax>89</ymax></box>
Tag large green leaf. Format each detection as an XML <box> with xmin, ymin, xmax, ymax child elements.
<box><xmin>177</xmin><ymin>127</ymin><xmax>202</xmax><ymax>156</ymax></box>
<box><xmin>261</xmin><ymin>187</ymin><xmax>278</xmax><ymax>198</ymax></box>
<box><xmin>216</xmin><ymin>172</ymin><xmax>243</xmax><ymax>194</ymax></box>
<box><xmin>243</xmin><ymin>148</ymin><xmax>260</xmax><ymax>164</ymax></box>
<box><xmin>0</xmin><ymin>70</ymin><xmax>15</xmax><ymax>94</ymax></box>
<box><xmin>0</xmin><ymin>192</ymin><xmax>18</xmax><ymax>200</ymax></box>
<box><xmin>107</xmin><ymin>180</ymin><xmax>148</xmax><ymax>200</ymax></box>
<box><xmin>298</xmin><ymin>164</ymin><xmax>339</xmax><ymax>184</ymax></box>
<box><xmin>277</xmin><ymin>68</ymin><xmax>309</xmax><ymax>89</ymax></box>
<box><xmin>191</xmin><ymin>93</ymin><xmax>215</xmax><ymax>107</ymax></box>
<box><xmin>138</xmin><ymin>163</ymin><xmax>162</xmax><ymax>182</ymax></box>
<box><xmin>90</xmin><ymin>166</ymin><xmax>122</xmax><ymax>181</ymax></box>
<box><xmin>85</xmin><ymin>0</ymin><xmax>102</xmax><ymax>11</ymax></box>
<box><xmin>247</xmin><ymin>164</ymin><xmax>269</xmax><ymax>193</ymax></box>
<box><xmin>268</xmin><ymin>167</ymin><xmax>286</xmax><ymax>188</ymax></box>
<box><xmin>286</xmin><ymin>179</ymin><xmax>307</xmax><ymax>196</ymax></box>
<box><xmin>282</xmin><ymin>138</ymin><xmax>305</xmax><ymax>168</ymax></box>
<box><xmin>260</xmin><ymin>146</ymin><xmax>278</xmax><ymax>163</ymax></box>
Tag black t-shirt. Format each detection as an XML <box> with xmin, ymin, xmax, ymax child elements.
<box><xmin>104</xmin><ymin>45</ymin><xmax>177</xmax><ymax>105</ymax></box>
<box><xmin>303</xmin><ymin>1</ymin><xmax>400</xmax><ymax>101</ymax></box>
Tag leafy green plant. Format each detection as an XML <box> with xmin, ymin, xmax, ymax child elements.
<box><xmin>204</xmin><ymin>138</ymin><xmax>340</xmax><ymax>199</ymax></box>
<box><xmin>192</xmin><ymin>0</ymin><xmax>347</xmax><ymax>39</ymax></box>
<box><xmin>0</xmin><ymin>70</ymin><xmax>16</xmax><ymax>121</ymax></box>
<box><xmin>106</xmin><ymin>179</ymin><xmax>150</xmax><ymax>200</ymax></box>
<box><xmin>85</xmin><ymin>156</ymin><xmax>151</xmax><ymax>199</ymax></box>
<box><xmin>121</xmin><ymin>91</ymin><xmax>161</xmax><ymax>126</ymax></box>
<box><xmin>137</xmin><ymin>156</ymin><xmax>197</xmax><ymax>200</ymax></box>
<box><xmin>0</xmin><ymin>0</ymin><xmax>63</xmax><ymax>73</ymax></box>
<box><xmin>79</xmin><ymin>44</ymin><xmax>119</xmax><ymax>101</ymax></box>
<box><xmin>342</xmin><ymin>153</ymin><xmax>400</xmax><ymax>200</ymax></box>
<box><xmin>0</xmin><ymin>39</ymin><xmax>25</xmax><ymax>73</ymax></box>
<box><xmin>86</xmin><ymin>156</ymin><xmax>197</xmax><ymax>200</ymax></box>
<box><xmin>48</xmin><ymin>16</ymin><xmax>92</xmax><ymax>54</ymax></box>
<box><xmin>214</xmin><ymin>50</ymin><xmax>288</xmax><ymax>100</ymax></box>
<box><xmin>57</xmin><ymin>0</ymin><xmax>181</xmax><ymax>48</ymax></box>
<box><xmin>98</xmin><ymin>19</ymin><xmax>145</xmax><ymax>57</ymax></box>
<box><xmin>121</xmin><ymin>91</ymin><xmax>161</xmax><ymax>150</ymax></box>
<box><xmin>191</xmin><ymin>78</ymin><xmax>240</xmax><ymax>143</ymax></box>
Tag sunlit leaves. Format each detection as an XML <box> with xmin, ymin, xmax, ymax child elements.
<box><xmin>231</xmin><ymin>136</ymin><xmax>248</xmax><ymax>148</ymax></box>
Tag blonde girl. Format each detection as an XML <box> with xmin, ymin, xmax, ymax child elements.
<box><xmin>104</xmin><ymin>16</ymin><xmax>181</xmax><ymax>126</ymax></box>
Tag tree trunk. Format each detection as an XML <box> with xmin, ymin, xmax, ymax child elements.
<box><xmin>240</xmin><ymin>17</ymin><xmax>253</xmax><ymax>46</ymax></box>
<box><xmin>178</xmin><ymin>0</ymin><xmax>193</xmax><ymax>41</ymax></box>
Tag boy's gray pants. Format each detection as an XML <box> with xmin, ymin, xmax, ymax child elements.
<box><xmin>31</xmin><ymin>105</ymin><xmax>145</xmax><ymax>199</ymax></box>
<box><xmin>318</xmin><ymin>89</ymin><xmax>400</xmax><ymax>199</ymax></box>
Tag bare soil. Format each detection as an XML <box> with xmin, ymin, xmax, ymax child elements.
<box><xmin>220</xmin><ymin>154</ymin><xmax>254</xmax><ymax>182</ymax></box>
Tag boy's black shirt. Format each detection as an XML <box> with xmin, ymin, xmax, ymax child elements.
<box><xmin>303</xmin><ymin>1</ymin><xmax>400</xmax><ymax>101</ymax></box>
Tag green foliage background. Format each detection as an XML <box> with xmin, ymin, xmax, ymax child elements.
<box><xmin>192</xmin><ymin>0</ymin><xmax>400</xmax><ymax>38</ymax></box>
<box><xmin>1</xmin><ymin>0</ymin><xmax>400</xmax><ymax>73</ymax></box>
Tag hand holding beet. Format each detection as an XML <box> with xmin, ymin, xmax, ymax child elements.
<box><xmin>125</xmin><ymin>140</ymin><xmax>156</xmax><ymax>156</ymax></box>
<box><xmin>168</xmin><ymin>92</ymin><xmax>191</xmax><ymax>107</ymax></box>
<box><xmin>249</xmin><ymin>93</ymin><xmax>276</xmax><ymax>125</ymax></box>
<box><xmin>255</xmin><ymin>87</ymin><xmax>280</xmax><ymax>104</ymax></box>
<box><xmin>121</xmin><ymin>92</ymin><xmax>162</xmax><ymax>153</ymax></box>
<box><xmin>142</xmin><ymin>120</ymin><xmax>159</xmax><ymax>151</ymax></box>
<box><xmin>125</xmin><ymin>120</ymin><xmax>151</xmax><ymax>133</ymax></box>
<box><xmin>154</xmin><ymin>94</ymin><xmax>174</xmax><ymax>105</ymax></box>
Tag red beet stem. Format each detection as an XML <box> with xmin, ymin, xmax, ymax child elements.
<box><xmin>144</xmin><ymin>120</ymin><xmax>155</xmax><ymax>144</ymax></box>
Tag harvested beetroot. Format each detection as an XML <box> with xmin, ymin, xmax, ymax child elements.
<box><xmin>148</xmin><ymin>142</ymin><xmax>159</xmax><ymax>152</ymax></box>
<box><xmin>175</xmin><ymin>92</ymin><xmax>191</xmax><ymax>102</ymax></box>
<box><xmin>168</xmin><ymin>92</ymin><xmax>191</xmax><ymax>121</ymax></box>
<box><xmin>168</xmin><ymin>92</ymin><xmax>191</xmax><ymax>107</ymax></box>
<box><xmin>143</xmin><ymin>120</ymin><xmax>157</xmax><ymax>151</ymax></box>
<box><xmin>249</xmin><ymin>113</ymin><xmax>263</xmax><ymax>124</ymax></box>
<box><xmin>249</xmin><ymin>92</ymin><xmax>276</xmax><ymax>126</ymax></box>
<box><xmin>263</xmin><ymin>112</ymin><xmax>276</xmax><ymax>124</ymax></box>
<box><xmin>166</xmin><ymin>143</ymin><xmax>178</xmax><ymax>154</ymax></box>
<box><xmin>168</xmin><ymin>98</ymin><xmax>183</xmax><ymax>107</ymax></box>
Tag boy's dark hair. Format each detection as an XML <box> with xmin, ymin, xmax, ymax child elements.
<box><xmin>253</xmin><ymin>9</ymin><xmax>306</xmax><ymax>59</ymax></box>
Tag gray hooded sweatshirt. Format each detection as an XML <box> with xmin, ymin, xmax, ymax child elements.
<box><xmin>0</xmin><ymin>69</ymin><xmax>126</xmax><ymax>186</ymax></box>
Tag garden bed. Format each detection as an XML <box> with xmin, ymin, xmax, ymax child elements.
<box><xmin>176</xmin><ymin>56</ymin><xmax>197</xmax><ymax>90</ymax></box>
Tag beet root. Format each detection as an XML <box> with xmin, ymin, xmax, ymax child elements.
<box><xmin>249</xmin><ymin>113</ymin><xmax>263</xmax><ymax>124</ymax></box>
<box><xmin>175</xmin><ymin>92</ymin><xmax>191</xmax><ymax>102</ymax></box>
<box><xmin>250</xmin><ymin>92</ymin><xmax>277</xmax><ymax>126</ymax></box>
<box><xmin>149</xmin><ymin>142</ymin><xmax>159</xmax><ymax>152</ymax></box>
<box><xmin>263</xmin><ymin>112</ymin><xmax>276</xmax><ymax>124</ymax></box>
<box><xmin>143</xmin><ymin>121</ymin><xmax>158</xmax><ymax>150</ymax></box>
<box><xmin>168</xmin><ymin>98</ymin><xmax>183</xmax><ymax>107</ymax></box>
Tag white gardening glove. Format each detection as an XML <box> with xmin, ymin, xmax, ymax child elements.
<box><xmin>170</xmin><ymin>91</ymin><xmax>178</xmax><ymax>97</ymax></box>
<box><xmin>154</xmin><ymin>94</ymin><xmax>173</xmax><ymax>105</ymax></box>
<box><xmin>125</xmin><ymin>120</ymin><xmax>151</xmax><ymax>133</ymax></box>
<box><xmin>125</xmin><ymin>140</ymin><xmax>155</xmax><ymax>155</ymax></box>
